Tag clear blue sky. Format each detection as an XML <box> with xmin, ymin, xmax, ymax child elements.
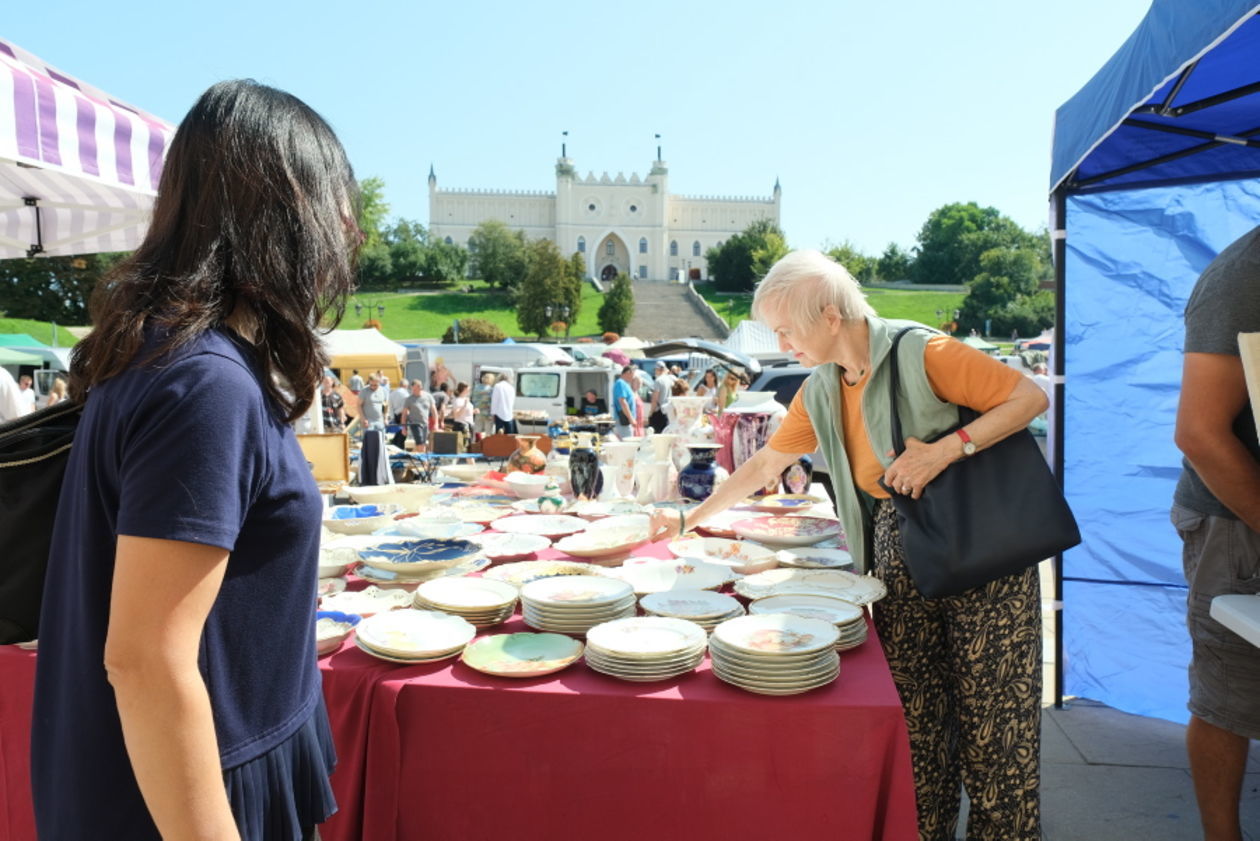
<box><xmin>10</xmin><ymin>0</ymin><xmax>1153</xmax><ymax>255</ymax></box>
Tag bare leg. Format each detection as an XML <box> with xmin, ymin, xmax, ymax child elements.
<box><xmin>1186</xmin><ymin>715</ymin><xmax>1248</xmax><ymax>841</ymax></box>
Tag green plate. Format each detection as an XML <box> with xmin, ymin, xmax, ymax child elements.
<box><xmin>460</xmin><ymin>632</ymin><xmax>584</xmax><ymax>678</ymax></box>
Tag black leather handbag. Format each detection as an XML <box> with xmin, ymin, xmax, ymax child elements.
<box><xmin>0</xmin><ymin>400</ymin><xmax>83</xmax><ymax>643</ymax></box>
<box><xmin>880</xmin><ymin>328</ymin><xmax>1080</xmax><ymax>598</ymax></box>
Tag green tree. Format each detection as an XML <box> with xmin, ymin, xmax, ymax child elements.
<box><xmin>384</xmin><ymin>219</ymin><xmax>428</xmax><ymax>282</ymax></box>
<box><xmin>876</xmin><ymin>242</ymin><xmax>914</xmax><ymax>282</ymax></box>
<box><xmin>957</xmin><ymin>248</ymin><xmax>1052</xmax><ymax>335</ymax></box>
<box><xmin>468</xmin><ymin>220</ymin><xmax>528</xmax><ymax>291</ymax></box>
<box><xmin>356</xmin><ymin>241</ymin><xmax>393</xmax><ymax>290</ymax></box>
<box><xmin>825</xmin><ymin>241</ymin><xmax>874</xmax><ymax>282</ymax></box>
<box><xmin>598</xmin><ymin>272</ymin><xmax>635</xmax><ymax>335</ymax></box>
<box><xmin>443</xmin><ymin>317</ymin><xmax>506</xmax><ymax>343</ymax></box>
<box><xmin>419</xmin><ymin>239</ymin><xmax>469</xmax><ymax>285</ymax></box>
<box><xmin>515</xmin><ymin>238</ymin><xmax>573</xmax><ymax>338</ymax></box>
<box><xmin>911</xmin><ymin>202</ymin><xmax>1046</xmax><ymax>286</ymax></box>
<box><xmin>0</xmin><ymin>252</ymin><xmax>126</xmax><ymax>323</ymax></box>
<box><xmin>706</xmin><ymin>219</ymin><xmax>787</xmax><ymax>292</ymax></box>
<box><xmin>356</xmin><ymin>177</ymin><xmax>390</xmax><ymax>249</ymax></box>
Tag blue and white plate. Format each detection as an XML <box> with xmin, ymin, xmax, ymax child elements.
<box><xmin>356</xmin><ymin>538</ymin><xmax>482</xmax><ymax>573</ymax></box>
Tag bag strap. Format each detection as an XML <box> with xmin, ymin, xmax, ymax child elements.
<box><xmin>885</xmin><ymin>327</ymin><xmax>974</xmax><ymax>456</ymax></box>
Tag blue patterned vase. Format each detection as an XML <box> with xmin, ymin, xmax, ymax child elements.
<box><xmin>677</xmin><ymin>444</ymin><xmax>722</xmax><ymax>502</ymax></box>
<box><xmin>568</xmin><ymin>433</ymin><xmax>604</xmax><ymax>500</ymax></box>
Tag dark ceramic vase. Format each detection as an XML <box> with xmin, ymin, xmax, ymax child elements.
<box><xmin>780</xmin><ymin>454</ymin><xmax>814</xmax><ymax>495</ymax></box>
<box><xmin>677</xmin><ymin>444</ymin><xmax>721</xmax><ymax>502</ymax></box>
<box><xmin>568</xmin><ymin>433</ymin><xmax>604</xmax><ymax>500</ymax></box>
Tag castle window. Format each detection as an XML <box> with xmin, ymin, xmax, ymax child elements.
<box><xmin>588</xmin><ymin>203</ymin><xmax>596</xmax><ymax>211</ymax></box>
<box><xmin>639</xmin><ymin>238</ymin><xmax>648</xmax><ymax>254</ymax></box>
<box><xmin>669</xmin><ymin>240</ymin><xmax>678</xmax><ymax>257</ymax></box>
<box><xmin>605</xmin><ymin>240</ymin><xmax>615</xmax><ymax>256</ymax></box>
<box><xmin>638</xmin><ymin>265</ymin><xmax>647</xmax><ymax>279</ymax></box>
<box><xmin>629</xmin><ymin>204</ymin><xmax>638</xmax><ymax>213</ymax></box>
<box><xmin>692</xmin><ymin>241</ymin><xmax>702</xmax><ymax>257</ymax></box>
<box><xmin>577</xmin><ymin>236</ymin><xmax>585</xmax><ymax>253</ymax></box>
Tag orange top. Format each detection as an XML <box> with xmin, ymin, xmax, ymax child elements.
<box><xmin>768</xmin><ymin>336</ymin><xmax>1023</xmax><ymax>497</ymax></box>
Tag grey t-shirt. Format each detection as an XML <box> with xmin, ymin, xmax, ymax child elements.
<box><xmin>403</xmin><ymin>391</ymin><xmax>433</xmax><ymax>425</ymax></box>
<box><xmin>1174</xmin><ymin>225</ymin><xmax>1260</xmax><ymax>519</ymax></box>
<box><xmin>358</xmin><ymin>385</ymin><xmax>387</xmax><ymax>424</ymax></box>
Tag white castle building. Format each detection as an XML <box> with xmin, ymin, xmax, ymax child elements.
<box><xmin>427</xmin><ymin>155</ymin><xmax>780</xmax><ymax>282</ymax></box>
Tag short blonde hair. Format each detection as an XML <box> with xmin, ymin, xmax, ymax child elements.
<box><xmin>752</xmin><ymin>249</ymin><xmax>875</xmax><ymax>329</ymax></box>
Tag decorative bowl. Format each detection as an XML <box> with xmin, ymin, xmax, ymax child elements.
<box><xmin>731</xmin><ymin>516</ymin><xmax>842</xmax><ymax>548</ymax></box>
<box><xmin>322</xmin><ymin>504</ymin><xmax>404</xmax><ymax>535</ymax></box>
<box><xmin>316</xmin><ymin>610</ymin><xmax>360</xmax><ymax>655</ymax></box>
<box><xmin>319</xmin><ymin>585</ymin><xmax>414</xmax><ymax>617</ymax></box>
<box><xmin>470</xmin><ymin>531</ymin><xmax>552</xmax><ymax>562</ymax></box>
<box><xmin>355</xmin><ymin>538</ymin><xmax>483</xmax><ymax>573</ymax></box>
<box><xmin>318</xmin><ymin>545</ymin><xmax>359</xmax><ymax>578</ymax></box>
<box><xmin>347</xmin><ymin>484</ymin><xmax>438</xmax><ymax>513</ymax></box>
<box><xmin>438</xmin><ymin>464</ymin><xmax>492</xmax><ymax>483</ymax></box>
<box><xmin>505</xmin><ymin>471</ymin><xmax>551</xmax><ymax>499</ymax></box>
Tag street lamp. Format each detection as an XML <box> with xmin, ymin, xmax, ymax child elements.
<box><xmin>560</xmin><ymin>304</ymin><xmax>571</xmax><ymax>338</ymax></box>
<box><xmin>376</xmin><ymin>303</ymin><xmax>386</xmax><ymax>318</ymax></box>
<box><xmin>354</xmin><ymin>302</ymin><xmax>363</xmax><ymax>318</ymax></box>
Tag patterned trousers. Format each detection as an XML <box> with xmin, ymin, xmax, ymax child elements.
<box><xmin>871</xmin><ymin>500</ymin><xmax>1043</xmax><ymax>841</ymax></box>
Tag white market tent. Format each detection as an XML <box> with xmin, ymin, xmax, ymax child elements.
<box><xmin>722</xmin><ymin>319</ymin><xmax>779</xmax><ymax>355</ymax></box>
<box><xmin>0</xmin><ymin>39</ymin><xmax>175</xmax><ymax>259</ymax></box>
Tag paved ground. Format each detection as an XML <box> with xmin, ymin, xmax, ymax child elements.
<box><xmin>625</xmin><ymin>280</ymin><xmax>725</xmax><ymax>340</ymax></box>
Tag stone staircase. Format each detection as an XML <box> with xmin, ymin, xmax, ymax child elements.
<box><xmin>624</xmin><ymin>280</ymin><xmax>728</xmax><ymax>341</ymax></box>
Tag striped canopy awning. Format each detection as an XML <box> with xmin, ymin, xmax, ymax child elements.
<box><xmin>0</xmin><ymin>39</ymin><xmax>175</xmax><ymax>259</ymax></box>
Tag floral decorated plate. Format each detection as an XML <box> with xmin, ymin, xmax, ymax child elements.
<box><xmin>470</xmin><ymin>531</ymin><xmax>552</xmax><ymax>562</ymax></box>
<box><xmin>317</xmin><ymin>576</ymin><xmax>347</xmax><ymax>598</ymax></box>
<box><xmin>460</xmin><ymin>632</ymin><xmax>584</xmax><ymax>678</ymax></box>
<box><xmin>355</xmin><ymin>538</ymin><xmax>482</xmax><ymax>573</ymax></box>
<box><xmin>585</xmin><ymin>616</ymin><xmax>708</xmax><ymax>658</ymax></box>
<box><xmin>319</xmin><ymin>585</ymin><xmax>413</xmax><ymax>617</ymax></box>
<box><xmin>322</xmin><ymin>504</ymin><xmax>404</xmax><ymax>535</ymax></box>
<box><xmin>745</xmin><ymin>493</ymin><xmax>825</xmax><ymax>515</ymax></box>
<box><xmin>520</xmin><ymin>574</ymin><xmax>633</xmax><ymax>607</ymax></box>
<box><xmin>356</xmin><ymin>608</ymin><xmax>477</xmax><ymax>659</ymax></box>
<box><xmin>484</xmin><ymin>560</ymin><xmax>610</xmax><ymax>588</ymax></box>
<box><xmin>748</xmin><ymin>593</ymin><xmax>865</xmax><ymax>626</ymax></box>
<box><xmin>554</xmin><ymin>526</ymin><xmax>650</xmax><ymax>561</ymax></box>
<box><xmin>731</xmin><ymin>516</ymin><xmax>841</xmax><ymax>547</ymax></box>
<box><xmin>775</xmin><ymin>547</ymin><xmax>855</xmax><ymax>570</ymax></box>
<box><xmin>492</xmin><ymin>514</ymin><xmax>588</xmax><ymax>539</ymax></box>
<box><xmin>316</xmin><ymin>610</ymin><xmax>360</xmax><ymax>656</ymax></box>
<box><xmin>414</xmin><ymin>576</ymin><xmax>518</xmax><ymax>611</ymax></box>
<box><xmin>446</xmin><ymin>503</ymin><xmax>513</xmax><ymax>525</ymax></box>
<box><xmin>667</xmin><ymin>536</ymin><xmax>779</xmax><ymax>575</ymax></box>
<box><xmin>695</xmin><ymin>509</ymin><xmax>764</xmax><ymax>539</ymax></box>
<box><xmin>711</xmin><ymin>613</ymin><xmax>839</xmax><ymax>656</ymax></box>
<box><xmin>733</xmin><ymin>568</ymin><xmax>886</xmax><ymax>605</ymax></box>
<box><xmin>609</xmin><ymin>558</ymin><xmax>733</xmax><ymax>595</ymax></box>
<box><xmin>639</xmin><ymin>589</ymin><xmax>742</xmax><ymax>620</ymax></box>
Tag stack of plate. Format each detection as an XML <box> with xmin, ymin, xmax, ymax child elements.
<box><xmin>485</xmin><ymin>560</ymin><xmax>610</xmax><ymax>588</ymax></box>
<box><xmin>520</xmin><ymin>575</ymin><xmax>636</xmax><ymax>634</ymax></box>
<box><xmin>639</xmin><ymin>589</ymin><xmax>745</xmax><ymax>631</ymax></box>
<box><xmin>610</xmin><ymin>558</ymin><xmax>733</xmax><ymax>595</ymax></box>
<box><xmin>584</xmin><ymin>617</ymin><xmax>708</xmax><ymax>682</ymax></box>
<box><xmin>709</xmin><ymin>614</ymin><xmax>841</xmax><ymax>696</ymax></box>
<box><xmin>354</xmin><ymin>609</ymin><xmax>477</xmax><ymax>664</ymax></box>
<box><xmin>413</xmin><ymin>577</ymin><xmax>519</xmax><ymax>628</ymax></box>
<box><xmin>749</xmin><ymin>593</ymin><xmax>868</xmax><ymax>651</ymax></box>
<box><xmin>357</xmin><ymin>556</ymin><xmax>489</xmax><ymax>590</ymax></box>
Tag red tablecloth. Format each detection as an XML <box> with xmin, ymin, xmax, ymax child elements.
<box><xmin>0</xmin><ymin>539</ymin><xmax>918</xmax><ymax>841</ymax></box>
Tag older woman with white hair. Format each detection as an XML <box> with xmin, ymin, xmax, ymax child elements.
<box><xmin>652</xmin><ymin>249</ymin><xmax>1048</xmax><ymax>841</ymax></box>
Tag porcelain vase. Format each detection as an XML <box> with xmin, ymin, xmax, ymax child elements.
<box><xmin>508</xmin><ymin>435</ymin><xmax>547</xmax><ymax>475</ymax></box>
<box><xmin>780</xmin><ymin>454</ymin><xmax>814</xmax><ymax>495</ymax></box>
<box><xmin>601</xmin><ymin>441</ymin><xmax>640</xmax><ymax>499</ymax></box>
<box><xmin>677</xmin><ymin>444</ymin><xmax>723</xmax><ymax>502</ymax></box>
<box><xmin>568</xmin><ymin>433</ymin><xmax>603</xmax><ymax>500</ymax></box>
<box><xmin>712</xmin><ymin>412</ymin><xmax>740</xmax><ymax>473</ymax></box>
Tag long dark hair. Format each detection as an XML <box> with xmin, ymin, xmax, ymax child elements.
<box><xmin>70</xmin><ymin>79</ymin><xmax>359</xmax><ymax>421</ymax></box>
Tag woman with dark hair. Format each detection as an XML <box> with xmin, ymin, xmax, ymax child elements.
<box><xmin>32</xmin><ymin>80</ymin><xmax>359</xmax><ymax>841</ymax></box>
<box><xmin>447</xmin><ymin>381</ymin><xmax>475</xmax><ymax>435</ymax></box>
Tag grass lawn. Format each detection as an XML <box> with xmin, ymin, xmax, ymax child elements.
<box><xmin>697</xmin><ymin>286</ymin><xmax>968</xmax><ymax>332</ymax></box>
<box><xmin>0</xmin><ymin>317</ymin><xmax>80</xmax><ymax>346</ymax></box>
<box><xmin>346</xmin><ymin>283</ymin><xmax>605</xmax><ymax>341</ymax></box>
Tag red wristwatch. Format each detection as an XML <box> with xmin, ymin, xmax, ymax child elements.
<box><xmin>955</xmin><ymin>428</ymin><xmax>977</xmax><ymax>457</ymax></box>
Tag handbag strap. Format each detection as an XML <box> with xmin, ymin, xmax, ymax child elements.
<box><xmin>885</xmin><ymin>327</ymin><xmax>974</xmax><ymax>456</ymax></box>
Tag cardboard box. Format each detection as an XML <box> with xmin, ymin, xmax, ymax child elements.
<box><xmin>296</xmin><ymin>433</ymin><xmax>351</xmax><ymax>482</ymax></box>
<box><xmin>431</xmin><ymin>430</ymin><xmax>466</xmax><ymax>454</ymax></box>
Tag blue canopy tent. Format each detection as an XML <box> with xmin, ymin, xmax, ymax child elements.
<box><xmin>1050</xmin><ymin>1</ymin><xmax>1260</xmax><ymax>722</ymax></box>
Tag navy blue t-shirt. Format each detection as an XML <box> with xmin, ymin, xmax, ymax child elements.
<box><xmin>32</xmin><ymin>328</ymin><xmax>325</xmax><ymax>840</ymax></box>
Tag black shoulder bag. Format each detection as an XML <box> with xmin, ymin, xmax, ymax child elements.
<box><xmin>0</xmin><ymin>400</ymin><xmax>83</xmax><ymax>643</ymax></box>
<box><xmin>879</xmin><ymin>328</ymin><xmax>1080</xmax><ymax>598</ymax></box>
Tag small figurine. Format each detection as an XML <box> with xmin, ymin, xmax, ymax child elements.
<box><xmin>537</xmin><ymin>478</ymin><xmax>565</xmax><ymax>513</ymax></box>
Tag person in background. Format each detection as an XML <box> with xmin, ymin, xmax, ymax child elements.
<box><xmin>45</xmin><ymin>377</ymin><xmax>69</xmax><ymax>408</ymax></box>
<box><xmin>388</xmin><ymin>378</ymin><xmax>409</xmax><ymax>425</ymax></box>
<box><xmin>447</xmin><ymin>382</ymin><xmax>475</xmax><ymax>436</ymax></box>
<box><xmin>664</xmin><ymin>378</ymin><xmax>691</xmax><ymax>426</ymax></box>
<box><xmin>490</xmin><ymin>372</ymin><xmax>517</xmax><ymax>435</ymax></box>
<box><xmin>1030</xmin><ymin>363</ymin><xmax>1052</xmax><ymax>402</ymax></box>
<box><xmin>648</xmin><ymin>361</ymin><xmax>676</xmax><ymax>433</ymax></box>
<box><xmin>649</xmin><ymin>249</ymin><xmax>1048</xmax><ymax>841</ymax></box>
<box><xmin>1172</xmin><ymin>224</ymin><xmax>1260</xmax><ymax>841</ymax></box>
<box><xmin>402</xmin><ymin>379</ymin><xmax>436</xmax><ymax>452</ymax></box>
<box><xmin>348</xmin><ymin>369</ymin><xmax>364</xmax><ymax>396</ymax></box>
<box><xmin>320</xmin><ymin>375</ymin><xmax>345</xmax><ymax>433</ymax></box>
<box><xmin>580</xmin><ymin>389</ymin><xmax>608</xmax><ymax>416</ymax></box>
<box><xmin>16</xmin><ymin>374</ymin><xmax>37</xmax><ymax>415</ymax></box>
<box><xmin>432</xmin><ymin>382</ymin><xmax>450</xmax><ymax>428</ymax></box>
<box><xmin>472</xmin><ymin>371</ymin><xmax>495</xmax><ymax>437</ymax></box>
<box><xmin>715</xmin><ymin>369</ymin><xmax>747</xmax><ymax>412</ymax></box>
<box><xmin>357</xmin><ymin>374</ymin><xmax>387</xmax><ymax>431</ymax></box>
<box><xmin>631</xmin><ymin>368</ymin><xmax>649</xmax><ymax>436</ymax></box>
<box><xmin>0</xmin><ymin>367</ymin><xmax>26</xmax><ymax>421</ymax></box>
<box><xmin>33</xmin><ymin>79</ymin><xmax>356</xmax><ymax>841</ymax></box>
<box><xmin>694</xmin><ymin>368</ymin><xmax>719</xmax><ymax>397</ymax></box>
<box><xmin>612</xmin><ymin>365</ymin><xmax>637</xmax><ymax>440</ymax></box>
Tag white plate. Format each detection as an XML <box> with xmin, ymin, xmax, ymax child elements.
<box><xmin>317</xmin><ymin>576</ymin><xmax>347</xmax><ymax>598</ymax></box>
<box><xmin>695</xmin><ymin>509</ymin><xmax>764</xmax><ymax>538</ymax></box>
<box><xmin>775</xmin><ymin>547</ymin><xmax>855</xmax><ymax>570</ymax></box>
<box><xmin>570</xmin><ymin>500</ymin><xmax>647</xmax><ymax>520</ymax></box>
<box><xmin>554</xmin><ymin>526</ymin><xmax>650</xmax><ymax>560</ymax></box>
<box><xmin>583</xmin><ymin>513</ymin><xmax>652</xmax><ymax>533</ymax></box>
<box><xmin>639</xmin><ymin>589</ymin><xmax>742</xmax><ymax>620</ymax></box>
<box><xmin>353</xmin><ymin>636</ymin><xmax>465</xmax><ymax>664</ymax></box>
<box><xmin>734</xmin><ymin>569</ymin><xmax>886</xmax><ymax>605</ymax></box>
<box><xmin>523</xmin><ymin>595</ymin><xmax>638</xmax><ymax>618</ymax></box>
<box><xmin>711</xmin><ymin>613</ymin><xmax>840</xmax><ymax>656</ymax></box>
<box><xmin>748</xmin><ymin>594</ymin><xmax>865</xmax><ymax>625</ymax></box>
<box><xmin>414</xmin><ymin>576</ymin><xmax>519</xmax><ymax>610</ymax></box>
<box><xmin>356</xmin><ymin>556</ymin><xmax>490</xmax><ymax>587</ymax></box>
<box><xmin>586</xmin><ymin>616</ymin><xmax>708</xmax><ymax>657</ymax></box>
<box><xmin>318</xmin><ymin>545</ymin><xmax>359</xmax><ymax>578</ymax></box>
<box><xmin>521</xmin><ymin>575</ymin><xmax>633</xmax><ymax>607</ymax></box>
<box><xmin>493</xmin><ymin>515</ymin><xmax>588</xmax><ymax>539</ymax></box>
<box><xmin>356</xmin><ymin>609</ymin><xmax>477</xmax><ymax>658</ymax></box>
<box><xmin>730</xmin><ymin>516</ymin><xmax>841</xmax><ymax>547</ymax></box>
<box><xmin>668</xmin><ymin>536</ymin><xmax>779</xmax><ymax>575</ymax></box>
<box><xmin>608</xmin><ymin>558</ymin><xmax>732</xmax><ymax>595</ymax></box>
<box><xmin>319</xmin><ymin>585</ymin><xmax>413</xmax><ymax>617</ymax></box>
<box><xmin>483</xmin><ymin>560</ymin><xmax>610</xmax><ymax>588</ymax></box>
<box><xmin>470</xmin><ymin>532</ymin><xmax>552</xmax><ymax>561</ymax></box>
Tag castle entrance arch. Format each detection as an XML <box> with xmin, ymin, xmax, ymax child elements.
<box><xmin>601</xmin><ymin>264</ymin><xmax>618</xmax><ymax>282</ymax></box>
<box><xmin>595</xmin><ymin>232</ymin><xmax>629</xmax><ymax>281</ymax></box>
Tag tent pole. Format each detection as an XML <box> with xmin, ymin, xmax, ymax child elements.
<box><xmin>1052</xmin><ymin>187</ymin><xmax>1068</xmax><ymax>711</ymax></box>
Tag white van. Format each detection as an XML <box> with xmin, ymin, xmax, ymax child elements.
<box><xmin>404</xmin><ymin>342</ymin><xmax>573</xmax><ymax>390</ymax></box>
<box><xmin>509</xmin><ymin>362</ymin><xmax>618</xmax><ymax>423</ymax></box>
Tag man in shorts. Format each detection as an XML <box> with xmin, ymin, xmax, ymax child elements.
<box><xmin>402</xmin><ymin>380</ymin><xmax>436</xmax><ymax>452</ymax></box>
<box><xmin>1172</xmin><ymin>223</ymin><xmax>1260</xmax><ymax>841</ymax></box>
